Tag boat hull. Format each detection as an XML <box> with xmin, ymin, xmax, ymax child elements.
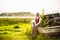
<box><xmin>37</xmin><ymin>26</ymin><xmax>60</xmax><ymax>34</ymax></box>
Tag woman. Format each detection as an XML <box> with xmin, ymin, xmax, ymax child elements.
<box><xmin>31</xmin><ymin>13</ymin><xmax>41</xmax><ymax>40</ymax></box>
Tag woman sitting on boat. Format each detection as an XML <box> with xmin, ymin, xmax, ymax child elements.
<box><xmin>31</xmin><ymin>12</ymin><xmax>41</xmax><ymax>39</ymax></box>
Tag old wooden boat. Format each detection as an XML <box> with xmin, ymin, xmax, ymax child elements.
<box><xmin>37</xmin><ymin>13</ymin><xmax>60</xmax><ymax>34</ymax></box>
<box><xmin>37</xmin><ymin>26</ymin><xmax>60</xmax><ymax>34</ymax></box>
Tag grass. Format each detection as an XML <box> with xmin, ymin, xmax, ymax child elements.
<box><xmin>0</xmin><ymin>18</ymin><xmax>32</xmax><ymax>40</ymax></box>
<box><xmin>0</xmin><ymin>22</ymin><xmax>32</xmax><ymax>40</ymax></box>
<box><xmin>0</xmin><ymin>18</ymin><xmax>60</xmax><ymax>40</ymax></box>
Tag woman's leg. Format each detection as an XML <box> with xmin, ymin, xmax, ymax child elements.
<box><xmin>31</xmin><ymin>25</ymin><xmax>38</xmax><ymax>40</ymax></box>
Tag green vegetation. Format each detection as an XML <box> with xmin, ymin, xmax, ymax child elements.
<box><xmin>0</xmin><ymin>18</ymin><xmax>60</xmax><ymax>40</ymax></box>
<box><xmin>0</xmin><ymin>18</ymin><xmax>33</xmax><ymax>26</ymax></box>
<box><xmin>0</xmin><ymin>18</ymin><xmax>32</xmax><ymax>40</ymax></box>
<box><xmin>40</xmin><ymin>16</ymin><xmax>49</xmax><ymax>27</ymax></box>
<box><xmin>40</xmin><ymin>10</ymin><xmax>49</xmax><ymax>27</ymax></box>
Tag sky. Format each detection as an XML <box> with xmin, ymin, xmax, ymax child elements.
<box><xmin>0</xmin><ymin>0</ymin><xmax>60</xmax><ymax>14</ymax></box>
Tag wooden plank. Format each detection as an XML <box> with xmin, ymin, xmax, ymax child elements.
<box><xmin>37</xmin><ymin>26</ymin><xmax>60</xmax><ymax>34</ymax></box>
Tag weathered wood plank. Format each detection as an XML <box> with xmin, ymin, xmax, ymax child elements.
<box><xmin>37</xmin><ymin>26</ymin><xmax>60</xmax><ymax>34</ymax></box>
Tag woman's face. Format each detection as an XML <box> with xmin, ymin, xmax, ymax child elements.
<box><xmin>36</xmin><ymin>13</ymin><xmax>39</xmax><ymax>17</ymax></box>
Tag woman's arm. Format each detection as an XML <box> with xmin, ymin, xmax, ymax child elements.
<box><xmin>31</xmin><ymin>19</ymin><xmax>35</xmax><ymax>26</ymax></box>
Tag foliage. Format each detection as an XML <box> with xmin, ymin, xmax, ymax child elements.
<box><xmin>0</xmin><ymin>18</ymin><xmax>33</xmax><ymax>26</ymax></box>
<box><xmin>14</xmin><ymin>25</ymin><xmax>20</xmax><ymax>29</ymax></box>
<box><xmin>0</xmin><ymin>18</ymin><xmax>59</xmax><ymax>40</ymax></box>
<box><xmin>40</xmin><ymin>9</ymin><xmax>50</xmax><ymax>27</ymax></box>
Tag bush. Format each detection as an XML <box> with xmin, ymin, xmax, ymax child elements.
<box><xmin>40</xmin><ymin>16</ymin><xmax>49</xmax><ymax>27</ymax></box>
<box><xmin>40</xmin><ymin>10</ymin><xmax>50</xmax><ymax>27</ymax></box>
<box><xmin>14</xmin><ymin>25</ymin><xmax>20</xmax><ymax>29</ymax></box>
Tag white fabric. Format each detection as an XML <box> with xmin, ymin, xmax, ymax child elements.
<box><xmin>31</xmin><ymin>18</ymin><xmax>41</xmax><ymax>27</ymax></box>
